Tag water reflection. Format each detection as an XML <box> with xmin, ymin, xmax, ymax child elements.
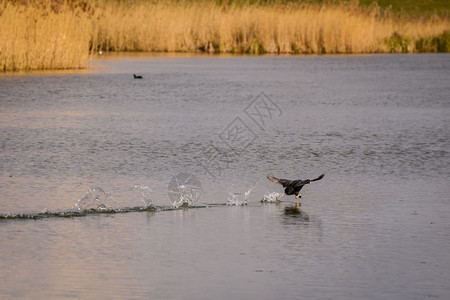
<box><xmin>283</xmin><ymin>207</ymin><xmax>310</xmax><ymax>221</ymax></box>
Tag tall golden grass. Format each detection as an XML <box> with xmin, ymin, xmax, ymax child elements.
<box><xmin>0</xmin><ymin>0</ymin><xmax>91</xmax><ymax>71</ymax></box>
<box><xmin>1</xmin><ymin>0</ymin><xmax>449</xmax><ymax>71</ymax></box>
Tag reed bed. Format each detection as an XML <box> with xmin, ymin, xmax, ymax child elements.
<box><xmin>91</xmin><ymin>1</ymin><xmax>450</xmax><ymax>54</ymax></box>
<box><xmin>0</xmin><ymin>0</ymin><xmax>92</xmax><ymax>71</ymax></box>
<box><xmin>1</xmin><ymin>0</ymin><xmax>449</xmax><ymax>71</ymax></box>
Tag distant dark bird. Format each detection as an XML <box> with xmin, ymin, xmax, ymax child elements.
<box><xmin>267</xmin><ymin>173</ymin><xmax>324</xmax><ymax>199</ymax></box>
<box><xmin>133</xmin><ymin>74</ymin><xmax>143</xmax><ymax>79</ymax></box>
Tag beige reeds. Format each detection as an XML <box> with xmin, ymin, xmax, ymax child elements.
<box><xmin>1</xmin><ymin>0</ymin><xmax>449</xmax><ymax>72</ymax></box>
<box><xmin>90</xmin><ymin>1</ymin><xmax>449</xmax><ymax>54</ymax></box>
<box><xmin>0</xmin><ymin>0</ymin><xmax>91</xmax><ymax>71</ymax></box>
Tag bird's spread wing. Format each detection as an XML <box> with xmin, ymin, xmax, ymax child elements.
<box><xmin>267</xmin><ymin>175</ymin><xmax>292</xmax><ymax>187</ymax></box>
<box><xmin>310</xmin><ymin>174</ymin><xmax>325</xmax><ymax>182</ymax></box>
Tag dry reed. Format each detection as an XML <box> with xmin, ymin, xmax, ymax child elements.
<box><xmin>1</xmin><ymin>0</ymin><xmax>449</xmax><ymax>71</ymax></box>
<box><xmin>0</xmin><ymin>0</ymin><xmax>92</xmax><ymax>71</ymax></box>
<box><xmin>91</xmin><ymin>1</ymin><xmax>450</xmax><ymax>54</ymax></box>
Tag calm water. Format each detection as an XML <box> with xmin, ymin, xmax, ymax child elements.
<box><xmin>1</xmin><ymin>54</ymin><xmax>449</xmax><ymax>299</ymax></box>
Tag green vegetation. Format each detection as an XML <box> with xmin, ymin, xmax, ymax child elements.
<box><xmin>358</xmin><ymin>0</ymin><xmax>450</xmax><ymax>15</ymax></box>
<box><xmin>415</xmin><ymin>30</ymin><xmax>450</xmax><ymax>52</ymax></box>
<box><xmin>183</xmin><ymin>0</ymin><xmax>450</xmax><ymax>14</ymax></box>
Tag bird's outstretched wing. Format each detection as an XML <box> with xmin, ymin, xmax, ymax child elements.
<box><xmin>310</xmin><ymin>174</ymin><xmax>325</xmax><ymax>182</ymax></box>
<box><xmin>267</xmin><ymin>175</ymin><xmax>292</xmax><ymax>187</ymax></box>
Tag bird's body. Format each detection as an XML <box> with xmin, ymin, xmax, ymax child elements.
<box><xmin>267</xmin><ymin>174</ymin><xmax>324</xmax><ymax>199</ymax></box>
<box><xmin>133</xmin><ymin>74</ymin><xmax>143</xmax><ymax>79</ymax></box>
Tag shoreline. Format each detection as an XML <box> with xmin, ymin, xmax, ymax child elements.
<box><xmin>1</xmin><ymin>52</ymin><xmax>448</xmax><ymax>77</ymax></box>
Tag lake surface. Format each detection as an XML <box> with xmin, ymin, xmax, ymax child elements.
<box><xmin>1</xmin><ymin>53</ymin><xmax>449</xmax><ymax>299</ymax></box>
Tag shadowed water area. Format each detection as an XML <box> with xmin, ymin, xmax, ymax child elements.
<box><xmin>0</xmin><ymin>54</ymin><xmax>449</xmax><ymax>299</ymax></box>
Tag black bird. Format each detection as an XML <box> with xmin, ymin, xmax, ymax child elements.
<box><xmin>133</xmin><ymin>74</ymin><xmax>143</xmax><ymax>79</ymax></box>
<box><xmin>267</xmin><ymin>174</ymin><xmax>324</xmax><ymax>199</ymax></box>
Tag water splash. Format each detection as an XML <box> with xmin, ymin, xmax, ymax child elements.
<box><xmin>169</xmin><ymin>184</ymin><xmax>201</xmax><ymax>208</ymax></box>
<box><xmin>0</xmin><ymin>185</ymin><xmax>156</xmax><ymax>220</ymax></box>
<box><xmin>0</xmin><ymin>184</ymin><xmax>249</xmax><ymax>220</ymax></box>
<box><xmin>168</xmin><ymin>173</ymin><xmax>202</xmax><ymax>208</ymax></box>
<box><xmin>75</xmin><ymin>186</ymin><xmax>112</xmax><ymax>211</ymax></box>
<box><xmin>133</xmin><ymin>185</ymin><xmax>153</xmax><ymax>207</ymax></box>
<box><xmin>227</xmin><ymin>188</ymin><xmax>251</xmax><ymax>206</ymax></box>
<box><xmin>261</xmin><ymin>192</ymin><xmax>282</xmax><ymax>203</ymax></box>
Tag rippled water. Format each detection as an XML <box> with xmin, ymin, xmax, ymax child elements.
<box><xmin>1</xmin><ymin>54</ymin><xmax>449</xmax><ymax>299</ymax></box>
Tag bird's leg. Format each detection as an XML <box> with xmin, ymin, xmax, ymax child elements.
<box><xmin>295</xmin><ymin>194</ymin><xmax>302</xmax><ymax>199</ymax></box>
<box><xmin>276</xmin><ymin>193</ymin><xmax>285</xmax><ymax>201</ymax></box>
